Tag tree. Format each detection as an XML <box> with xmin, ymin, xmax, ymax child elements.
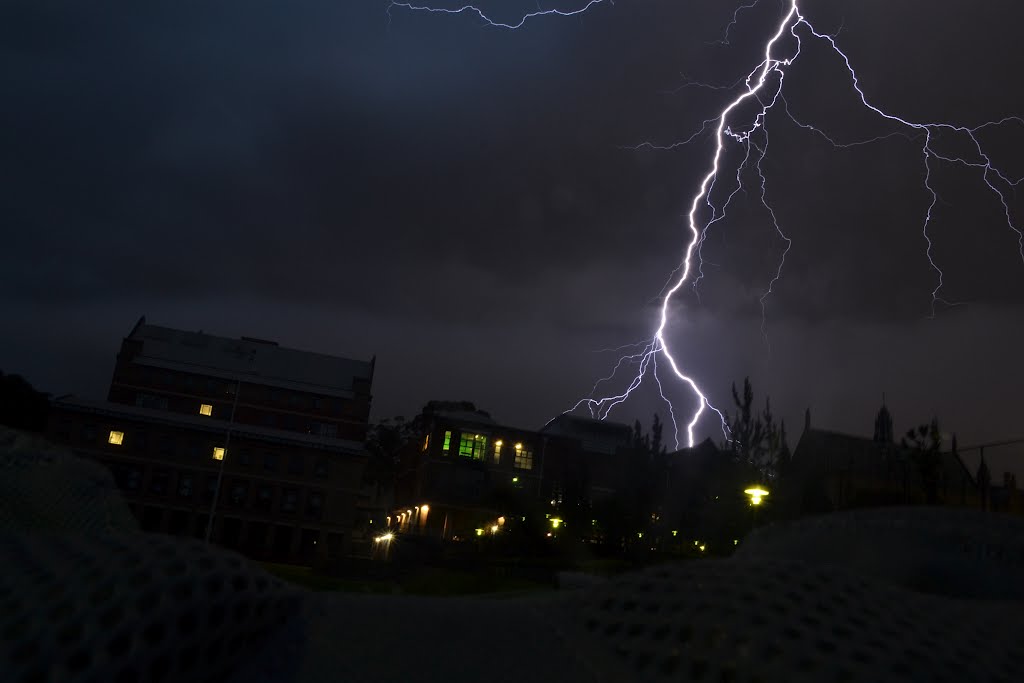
<box><xmin>0</xmin><ymin>371</ymin><xmax>49</xmax><ymax>433</ymax></box>
<box><xmin>725</xmin><ymin>377</ymin><xmax>780</xmax><ymax>480</ymax></box>
<box><xmin>900</xmin><ymin>418</ymin><xmax>942</xmax><ymax>504</ymax></box>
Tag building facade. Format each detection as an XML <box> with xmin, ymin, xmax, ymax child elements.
<box><xmin>47</xmin><ymin>317</ymin><xmax>375</xmax><ymax>566</ymax></box>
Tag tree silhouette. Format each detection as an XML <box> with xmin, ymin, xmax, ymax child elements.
<box><xmin>900</xmin><ymin>418</ymin><xmax>943</xmax><ymax>504</ymax></box>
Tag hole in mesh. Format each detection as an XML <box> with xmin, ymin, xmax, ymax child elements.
<box><xmin>13</xmin><ymin>641</ymin><xmax>38</xmax><ymax>663</ymax></box>
<box><xmin>599</xmin><ymin>597</ymin><xmax>615</xmax><ymax>611</ymax></box>
<box><xmin>150</xmin><ymin>655</ymin><xmax>171</xmax><ymax>683</ymax></box>
<box><xmin>226</xmin><ymin>633</ymin><xmax>244</xmax><ymax>655</ymax></box>
<box><xmin>231</xmin><ymin>575</ymin><xmax>248</xmax><ymax>592</ymax></box>
<box><xmin>689</xmin><ymin>658</ymin><xmax>709</xmax><ymax>679</ymax></box>
<box><xmin>171</xmin><ymin>581</ymin><xmax>192</xmax><ymax>601</ymax></box>
<box><xmin>643</xmin><ymin>601</ymin><xmax>661</xmax><ymax>614</ymax></box>
<box><xmin>178</xmin><ymin>645</ymin><xmax>199</xmax><ymax>671</ymax></box>
<box><xmin>653</xmin><ymin>624</ymin><xmax>671</xmax><ymax>641</ymax></box>
<box><xmin>198</xmin><ymin>557</ymin><xmax>215</xmax><ymax>571</ymax></box>
<box><xmin>50</xmin><ymin>598</ymin><xmax>75</xmax><ymax>620</ymax></box>
<box><xmin>796</xmin><ymin>657</ymin><xmax>816</xmax><ymax>672</ymax></box>
<box><xmin>208</xmin><ymin>604</ymin><xmax>226</xmax><ymax>629</ymax></box>
<box><xmin>137</xmin><ymin>589</ymin><xmax>160</xmax><ymax>612</ymax></box>
<box><xmin>90</xmin><ymin>583</ymin><xmax>116</xmax><ymax>606</ymax></box>
<box><xmin>99</xmin><ymin>606</ymin><xmax>123</xmax><ymax>628</ymax></box>
<box><xmin>66</xmin><ymin>650</ymin><xmax>92</xmax><ymax>673</ymax></box>
<box><xmin>116</xmin><ymin>667</ymin><xmax>138</xmax><ymax>683</ymax></box>
<box><xmin>782</xmin><ymin>625</ymin><xmax>801</xmax><ymax>640</ymax></box>
<box><xmin>234</xmin><ymin>602</ymin><xmax>252</xmax><ymax>622</ymax></box>
<box><xmin>720</xmin><ymin>665</ymin><xmax>738</xmax><ymax>683</ymax></box>
<box><xmin>143</xmin><ymin>621</ymin><xmax>166</xmax><ymax>646</ymax></box>
<box><xmin>107</xmin><ymin>632</ymin><xmax>131</xmax><ymax>657</ymax></box>
<box><xmin>178</xmin><ymin>610</ymin><xmax>198</xmax><ymax>634</ymax></box>
<box><xmin>164</xmin><ymin>560</ymin><xmax>188</xmax><ymax>577</ymax></box>
<box><xmin>626</xmin><ymin>623</ymin><xmax>644</xmax><ymax>638</ymax></box>
<box><xmin>206</xmin><ymin>578</ymin><xmax>224</xmax><ymax>596</ymax></box>
<box><xmin>58</xmin><ymin>621</ymin><xmax>84</xmax><ymax>645</ymax></box>
<box><xmin>677</xmin><ymin>624</ymin><xmax>693</xmax><ymax>644</ymax></box>
<box><xmin>761</xmin><ymin>642</ymin><xmax>782</xmax><ymax>661</ymax></box>
<box><xmin>205</xmin><ymin>636</ymin><xmax>224</xmax><ymax>661</ymax></box>
<box><xmin>603</xmin><ymin>621</ymin><xmax>622</xmax><ymax>636</ymax></box>
<box><xmin>815</xmin><ymin>638</ymin><xmax>837</xmax><ymax>653</ymax></box>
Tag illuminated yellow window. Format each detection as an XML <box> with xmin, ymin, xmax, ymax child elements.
<box><xmin>442</xmin><ymin>430</ymin><xmax>452</xmax><ymax>453</ymax></box>
<box><xmin>199</xmin><ymin>404</ymin><xmax>213</xmax><ymax>416</ymax></box>
<box><xmin>423</xmin><ymin>433</ymin><xmax>430</xmax><ymax>451</ymax></box>
<box><xmin>494</xmin><ymin>439</ymin><xmax>503</xmax><ymax>463</ymax></box>
<box><xmin>514</xmin><ymin>443</ymin><xmax>533</xmax><ymax>470</ymax></box>
<box><xmin>212</xmin><ymin>447</ymin><xmax>226</xmax><ymax>461</ymax></box>
<box><xmin>108</xmin><ymin>430</ymin><xmax>124</xmax><ymax>445</ymax></box>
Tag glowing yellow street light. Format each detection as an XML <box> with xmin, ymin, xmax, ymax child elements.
<box><xmin>744</xmin><ymin>486</ymin><xmax>770</xmax><ymax>506</ymax></box>
<box><xmin>550</xmin><ymin>517</ymin><xmax>563</xmax><ymax>529</ymax></box>
<box><xmin>374</xmin><ymin>533</ymin><xmax>394</xmax><ymax>543</ymax></box>
<box><xmin>490</xmin><ymin>524</ymin><xmax>499</xmax><ymax>534</ymax></box>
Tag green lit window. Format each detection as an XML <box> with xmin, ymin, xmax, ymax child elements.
<box><xmin>514</xmin><ymin>443</ymin><xmax>533</xmax><ymax>470</ymax></box>
<box><xmin>442</xmin><ymin>431</ymin><xmax>452</xmax><ymax>453</ymax></box>
<box><xmin>458</xmin><ymin>433</ymin><xmax>488</xmax><ymax>460</ymax></box>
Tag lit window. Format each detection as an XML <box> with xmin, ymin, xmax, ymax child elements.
<box><xmin>199</xmin><ymin>404</ymin><xmax>213</xmax><ymax>416</ymax></box>
<box><xmin>423</xmin><ymin>434</ymin><xmax>430</xmax><ymax>452</ymax></box>
<box><xmin>212</xmin><ymin>447</ymin><xmax>226</xmax><ymax>461</ymax></box>
<box><xmin>458</xmin><ymin>433</ymin><xmax>488</xmax><ymax>460</ymax></box>
<box><xmin>442</xmin><ymin>430</ymin><xmax>451</xmax><ymax>453</ymax></box>
<box><xmin>494</xmin><ymin>439</ymin><xmax>503</xmax><ymax>463</ymax></box>
<box><xmin>108</xmin><ymin>430</ymin><xmax>124</xmax><ymax>445</ymax></box>
<box><xmin>514</xmin><ymin>443</ymin><xmax>533</xmax><ymax>470</ymax></box>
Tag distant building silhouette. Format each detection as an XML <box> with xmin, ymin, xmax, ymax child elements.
<box><xmin>872</xmin><ymin>395</ymin><xmax>894</xmax><ymax>444</ymax></box>
<box><xmin>47</xmin><ymin>316</ymin><xmax>375</xmax><ymax>567</ymax></box>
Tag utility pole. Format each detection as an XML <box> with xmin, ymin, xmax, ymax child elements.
<box><xmin>205</xmin><ymin>349</ymin><xmax>255</xmax><ymax>544</ymax></box>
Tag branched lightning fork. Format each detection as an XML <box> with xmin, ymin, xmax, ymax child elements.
<box><xmin>393</xmin><ymin>0</ymin><xmax>1023</xmax><ymax>447</ymax></box>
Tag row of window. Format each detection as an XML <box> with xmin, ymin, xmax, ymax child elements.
<box><xmin>75</xmin><ymin>424</ymin><xmax>329</xmax><ymax>478</ymax></box>
<box><xmin>110</xmin><ymin>464</ymin><xmax>324</xmax><ymax>518</ymax></box>
<box><xmin>136</xmin><ymin>391</ymin><xmax>342</xmax><ymax>436</ymax></box>
<box><xmin>132</xmin><ymin>366</ymin><xmax>355</xmax><ymax>414</ymax></box>
<box><xmin>437</xmin><ymin>431</ymin><xmax>534</xmax><ymax>470</ymax></box>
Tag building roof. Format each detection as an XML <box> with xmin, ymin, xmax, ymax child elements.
<box><xmin>52</xmin><ymin>396</ymin><xmax>367</xmax><ymax>456</ymax></box>
<box><xmin>124</xmin><ymin>317</ymin><xmax>373</xmax><ymax>399</ymax></box>
<box><xmin>541</xmin><ymin>414</ymin><xmax>633</xmax><ymax>455</ymax></box>
<box><xmin>794</xmin><ymin>427</ymin><xmax>973</xmax><ymax>482</ymax></box>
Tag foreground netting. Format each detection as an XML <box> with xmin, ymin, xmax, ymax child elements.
<box><xmin>0</xmin><ymin>426</ymin><xmax>138</xmax><ymax>536</ymax></box>
<box><xmin>735</xmin><ymin>507</ymin><xmax>1024</xmax><ymax>599</ymax></box>
<box><xmin>0</xmin><ymin>532</ymin><xmax>304</xmax><ymax>683</ymax></box>
<box><xmin>2</xmin><ymin>428</ymin><xmax>1022</xmax><ymax>682</ymax></box>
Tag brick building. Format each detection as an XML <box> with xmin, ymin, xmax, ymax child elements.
<box><xmin>47</xmin><ymin>317</ymin><xmax>375</xmax><ymax>566</ymax></box>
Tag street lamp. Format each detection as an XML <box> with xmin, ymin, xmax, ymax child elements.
<box><xmin>744</xmin><ymin>486</ymin><xmax>769</xmax><ymax>506</ymax></box>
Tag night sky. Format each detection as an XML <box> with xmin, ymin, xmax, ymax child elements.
<box><xmin>3</xmin><ymin>1</ymin><xmax>1023</xmax><ymax>464</ymax></box>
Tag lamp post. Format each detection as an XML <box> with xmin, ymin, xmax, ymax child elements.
<box><xmin>743</xmin><ymin>486</ymin><xmax>769</xmax><ymax>532</ymax></box>
<box><xmin>205</xmin><ymin>349</ymin><xmax>255</xmax><ymax>544</ymax></box>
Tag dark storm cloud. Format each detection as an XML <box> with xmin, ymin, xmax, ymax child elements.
<box><xmin>2</xmin><ymin>0</ymin><xmax>1023</xmax><ymax>445</ymax></box>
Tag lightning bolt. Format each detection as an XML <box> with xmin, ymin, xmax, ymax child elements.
<box><xmin>391</xmin><ymin>1</ymin><xmax>1023</xmax><ymax>448</ymax></box>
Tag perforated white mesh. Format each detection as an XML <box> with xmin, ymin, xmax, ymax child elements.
<box><xmin>0</xmin><ymin>532</ymin><xmax>304</xmax><ymax>683</ymax></box>
<box><xmin>554</xmin><ymin>558</ymin><xmax>1022</xmax><ymax>682</ymax></box>
<box><xmin>736</xmin><ymin>507</ymin><xmax>1024</xmax><ymax>599</ymax></box>
<box><xmin>0</xmin><ymin>427</ymin><xmax>138</xmax><ymax>536</ymax></box>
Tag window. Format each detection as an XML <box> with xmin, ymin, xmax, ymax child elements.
<box><xmin>135</xmin><ymin>394</ymin><xmax>168</xmax><ymax>410</ymax></box>
<box><xmin>514</xmin><ymin>443</ymin><xmax>533</xmax><ymax>470</ymax></box>
<box><xmin>313</xmin><ymin>398</ymin><xmax>322</xmax><ymax>410</ymax></box>
<box><xmin>229</xmin><ymin>481</ymin><xmax>248</xmax><ymax>506</ymax></box>
<box><xmin>306</xmin><ymin>492</ymin><xmax>323</xmax><ymax>519</ymax></box>
<box><xmin>150</xmin><ymin>470</ymin><xmax>169</xmax><ymax>495</ymax></box>
<box><xmin>186</xmin><ymin>440</ymin><xmax>201</xmax><ymax>458</ymax></box>
<box><xmin>458</xmin><ymin>433</ymin><xmax>488</xmax><ymax>460</ymax></box>
<box><xmin>108</xmin><ymin>430</ymin><xmax>124</xmax><ymax>445</ymax></box>
<box><xmin>178</xmin><ymin>474</ymin><xmax>194</xmax><ymax>499</ymax></box>
<box><xmin>212</xmin><ymin>447</ymin><xmax>226</xmax><ymax>461</ymax></box>
<box><xmin>423</xmin><ymin>434</ymin><xmax>430</xmax><ymax>452</ymax></box>
<box><xmin>199</xmin><ymin>404</ymin><xmax>213</xmax><ymax>416</ymax></box>
<box><xmin>288</xmin><ymin>455</ymin><xmax>304</xmax><ymax>475</ymax></box>
<box><xmin>494</xmin><ymin>439</ymin><xmax>503</xmax><ymax>464</ymax></box>
<box><xmin>264</xmin><ymin>452</ymin><xmax>279</xmax><ymax>472</ymax></box>
<box><xmin>239</xmin><ymin>449</ymin><xmax>252</xmax><ymax>466</ymax></box>
<box><xmin>262</xmin><ymin>413</ymin><xmax>277</xmax><ymax>427</ymax></box>
<box><xmin>442</xmin><ymin>431</ymin><xmax>452</xmax><ymax>453</ymax></box>
<box><xmin>204</xmin><ymin>476</ymin><xmax>218</xmax><ymax>502</ymax></box>
<box><xmin>159</xmin><ymin>436</ymin><xmax>176</xmax><ymax>456</ymax></box>
<box><xmin>255</xmin><ymin>485</ymin><xmax>274</xmax><ymax>512</ymax></box>
<box><xmin>83</xmin><ymin>424</ymin><xmax>97</xmax><ymax>441</ymax></box>
<box><xmin>281</xmin><ymin>489</ymin><xmax>298</xmax><ymax>513</ymax></box>
<box><xmin>313</xmin><ymin>459</ymin><xmax>328</xmax><ymax>479</ymax></box>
